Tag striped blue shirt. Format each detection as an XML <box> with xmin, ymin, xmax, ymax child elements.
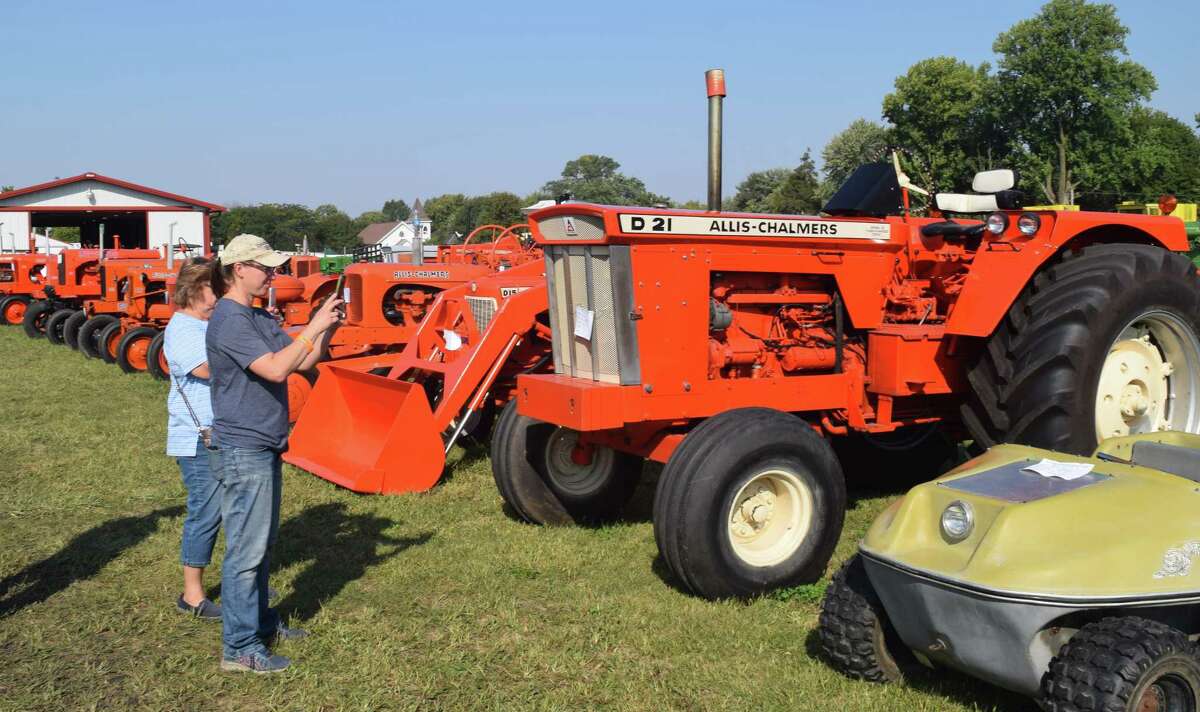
<box><xmin>164</xmin><ymin>312</ymin><xmax>213</xmax><ymax>457</ymax></box>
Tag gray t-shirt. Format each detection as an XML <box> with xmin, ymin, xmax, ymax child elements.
<box><xmin>206</xmin><ymin>298</ymin><xmax>293</xmax><ymax>451</ymax></box>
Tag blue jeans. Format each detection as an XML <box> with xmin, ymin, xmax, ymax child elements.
<box><xmin>208</xmin><ymin>445</ymin><xmax>282</xmax><ymax>658</ymax></box>
<box><xmin>177</xmin><ymin>440</ymin><xmax>222</xmax><ymax>568</ymax></box>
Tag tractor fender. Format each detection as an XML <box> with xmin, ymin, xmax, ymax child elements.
<box><xmin>944</xmin><ymin>212</ymin><xmax>1189</xmax><ymax>338</ymax></box>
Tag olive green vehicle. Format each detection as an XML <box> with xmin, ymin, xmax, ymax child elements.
<box><xmin>819</xmin><ymin>432</ymin><xmax>1200</xmax><ymax>711</ymax></box>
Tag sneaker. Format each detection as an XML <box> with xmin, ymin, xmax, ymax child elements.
<box><xmin>270</xmin><ymin>623</ymin><xmax>309</xmax><ymax>643</ymax></box>
<box><xmin>177</xmin><ymin>595</ymin><xmax>222</xmax><ymax>621</ymax></box>
<box><xmin>220</xmin><ymin>651</ymin><xmax>291</xmax><ymax>674</ymax></box>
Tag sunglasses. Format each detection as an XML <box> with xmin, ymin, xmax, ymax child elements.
<box><xmin>240</xmin><ymin>261</ymin><xmax>277</xmax><ymax>275</ymax></box>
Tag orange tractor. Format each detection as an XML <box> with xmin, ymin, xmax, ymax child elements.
<box><xmin>487</xmin><ymin>71</ymin><xmax>1200</xmax><ymax>600</ymax></box>
<box><xmin>0</xmin><ymin>251</ymin><xmax>55</xmax><ymax>326</ymax></box>
<box><xmin>282</xmin><ymin>224</ymin><xmax>542</xmax><ymax>422</ymax></box>
<box><xmin>283</xmin><ymin>257</ymin><xmax>552</xmax><ymax>493</ymax></box>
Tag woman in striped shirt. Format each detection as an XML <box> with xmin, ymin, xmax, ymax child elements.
<box><xmin>164</xmin><ymin>259</ymin><xmax>221</xmax><ymax>620</ymax></box>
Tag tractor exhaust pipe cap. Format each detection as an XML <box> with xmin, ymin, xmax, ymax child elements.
<box><xmin>706</xmin><ymin>69</ymin><xmax>726</xmax><ymax>212</ymax></box>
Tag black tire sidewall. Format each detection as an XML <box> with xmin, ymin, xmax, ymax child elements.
<box><xmin>97</xmin><ymin>321</ymin><xmax>123</xmax><ymax>363</ymax></box>
<box><xmin>146</xmin><ymin>331</ymin><xmax>168</xmax><ymax>380</ymax></box>
<box><xmin>22</xmin><ymin>301</ymin><xmax>52</xmax><ymax>338</ymax></box>
<box><xmin>63</xmin><ymin>310</ymin><xmax>88</xmax><ymax>350</ymax></box>
<box><xmin>78</xmin><ymin>316</ymin><xmax>116</xmax><ymax>359</ymax></box>
<box><xmin>44</xmin><ymin>309</ymin><xmax>75</xmax><ymax>345</ymax></box>
<box><xmin>490</xmin><ymin>400</ymin><xmax>573</xmax><ymax>525</ymax></box>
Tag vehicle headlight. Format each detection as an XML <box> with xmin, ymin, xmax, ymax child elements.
<box><xmin>940</xmin><ymin>500</ymin><xmax>974</xmax><ymax>542</ymax></box>
<box><xmin>986</xmin><ymin>212</ymin><xmax>1009</xmax><ymax>235</ymax></box>
<box><xmin>1017</xmin><ymin>213</ymin><xmax>1042</xmax><ymax>236</ymax></box>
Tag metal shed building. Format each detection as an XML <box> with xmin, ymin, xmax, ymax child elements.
<box><xmin>0</xmin><ymin>172</ymin><xmax>225</xmax><ymax>254</ymax></box>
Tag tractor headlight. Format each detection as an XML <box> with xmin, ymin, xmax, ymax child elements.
<box><xmin>986</xmin><ymin>212</ymin><xmax>1009</xmax><ymax>235</ymax></box>
<box><xmin>940</xmin><ymin>500</ymin><xmax>974</xmax><ymax>542</ymax></box>
<box><xmin>1017</xmin><ymin>213</ymin><xmax>1042</xmax><ymax>236</ymax></box>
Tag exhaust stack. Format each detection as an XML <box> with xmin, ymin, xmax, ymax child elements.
<box><xmin>706</xmin><ymin>69</ymin><xmax>726</xmax><ymax>212</ymax></box>
<box><xmin>98</xmin><ymin>224</ymin><xmax>106</xmax><ymax>262</ymax></box>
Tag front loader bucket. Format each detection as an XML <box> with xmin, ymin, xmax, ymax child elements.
<box><xmin>284</xmin><ymin>364</ymin><xmax>446</xmax><ymax>494</ymax></box>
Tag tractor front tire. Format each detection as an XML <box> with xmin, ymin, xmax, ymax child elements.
<box><xmin>21</xmin><ymin>300</ymin><xmax>53</xmax><ymax>338</ymax></box>
<box><xmin>653</xmin><ymin>408</ymin><xmax>845</xmax><ymax>600</ymax></box>
<box><xmin>44</xmin><ymin>309</ymin><xmax>76</xmax><ymax>345</ymax></box>
<box><xmin>1040</xmin><ymin>616</ymin><xmax>1200</xmax><ymax>712</ymax></box>
<box><xmin>98</xmin><ymin>321</ymin><xmax>124</xmax><ymax>364</ymax></box>
<box><xmin>963</xmin><ymin>243</ymin><xmax>1200</xmax><ymax>455</ymax></box>
<box><xmin>78</xmin><ymin>315</ymin><xmax>117</xmax><ymax>359</ymax></box>
<box><xmin>0</xmin><ymin>295</ymin><xmax>30</xmax><ymax>326</ymax></box>
<box><xmin>63</xmin><ymin>310</ymin><xmax>89</xmax><ymax>350</ymax></box>
<box><xmin>146</xmin><ymin>331</ymin><xmax>169</xmax><ymax>381</ymax></box>
<box><xmin>818</xmin><ymin>555</ymin><xmax>920</xmax><ymax>684</ymax></box>
<box><xmin>491</xmin><ymin>400</ymin><xmax>643</xmax><ymax>525</ymax></box>
<box><xmin>117</xmin><ymin>327</ymin><xmax>159</xmax><ymax>374</ymax></box>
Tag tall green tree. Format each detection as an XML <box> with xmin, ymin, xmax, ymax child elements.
<box><xmin>731</xmin><ymin>168</ymin><xmax>790</xmax><ymax>212</ymax></box>
<box><xmin>381</xmin><ymin>199</ymin><xmax>411</xmax><ymax>222</ymax></box>
<box><xmin>1113</xmin><ymin>109</ymin><xmax>1200</xmax><ymax>204</ymax></box>
<box><xmin>767</xmin><ymin>151</ymin><xmax>822</xmax><ymax>215</ymax></box>
<box><xmin>537</xmin><ymin>154</ymin><xmax>669</xmax><ymax>206</ymax></box>
<box><xmin>312</xmin><ymin>204</ymin><xmax>355</xmax><ymax>253</ymax></box>
<box><xmin>422</xmin><ymin>194</ymin><xmax>467</xmax><ymax>243</ymax></box>
<box><xmin>993</xmin><ymin>0</ymin><xmax>1156</xmax><ymax>203</ymax></box>
<box><xmin>883</xmin><ymin>57</ymin><xmax>997</xmax><ymax>192</ymax></box>
<box><xmin>820</xmin><ymin>119</ymin><xmax>892</xmax><ymax>198</ymax></box>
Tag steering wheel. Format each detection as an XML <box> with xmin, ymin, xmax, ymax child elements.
<box><xmin>487</xmin><ymin>224</ymin><xmax>534</xmax><ymax>267</ymax></box>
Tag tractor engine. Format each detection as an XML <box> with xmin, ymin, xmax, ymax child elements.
<box><xmin>706</xmin><ymin>273</ymin><xmax>861</xmax><ymax>380</ymax></box>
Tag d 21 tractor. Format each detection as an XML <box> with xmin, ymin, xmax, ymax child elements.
<box><xmin>283</xmin><ymin>258</ymin><xmax>552</xmax><ymax>494</ymax></box>
<box><xmin>489</xmin><ymin>70</ymin><xmax>1200</xmax><ymax>601</ymax></box>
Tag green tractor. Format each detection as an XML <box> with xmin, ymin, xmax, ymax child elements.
<box><xmin>1115</xmin><ymin>199</ymin><xmax>1200</xmax><ymax>266</ymax></box>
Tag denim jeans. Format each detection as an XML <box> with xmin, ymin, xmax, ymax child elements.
<box><xmin>208</xmin><ymin>445</ymin><xmax>282</xmax><ymax>658</ymax></box>
<box><xmin>177</xmin><ymin>438</ymin><xmax>222</xmax><ymax>568</ymax></box>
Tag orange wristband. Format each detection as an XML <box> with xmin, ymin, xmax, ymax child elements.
<box><xmin>297</xmin><ymin>335</ymin><xmax>315</xmax><ymax>354</ymax></box>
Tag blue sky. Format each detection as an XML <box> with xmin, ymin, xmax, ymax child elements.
<box><xmin>2</xmin><ymin>0</ymin><xmax>1195</xmax><ymax>215</ymax></box>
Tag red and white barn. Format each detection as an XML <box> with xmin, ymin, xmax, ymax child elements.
<box><xmin>0</xmin><ymin>172</ymin><xmax>225</xmax><ymax>254</ymax></box>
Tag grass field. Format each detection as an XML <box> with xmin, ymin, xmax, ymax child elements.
<box><xmin>0</xmin><ymin>327</ymin><xmax>1030</xmax><ymax>711</ymax></box>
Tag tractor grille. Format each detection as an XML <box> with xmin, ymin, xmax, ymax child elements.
<box><xmin>536</xmin><ymin>214</ymin><xmax>606</xmax><ymax>241</ymax></box>
<box><xmin>544</xmin><ymin>245</ymin><xmax>640</xmax><ymax>385</ymax></box>
<box><xmin>465</xmin><ymin>296</ymin><xmax>497</xmax><ymax>334</ymax></box>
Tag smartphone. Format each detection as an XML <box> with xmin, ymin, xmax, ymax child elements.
<box><xmin>333</xmin><ymin>273</ymin><xmax>347</xmax><ymax>318</ymax></box>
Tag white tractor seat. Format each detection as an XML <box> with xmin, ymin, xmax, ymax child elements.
<box><xmin>934</xmin><ymin>193</ymin><xmax>1000</xmax><ymax>214</ymax></box>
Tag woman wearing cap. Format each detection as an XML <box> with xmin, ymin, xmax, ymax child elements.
<box><xmin>205</xmin><ymin>233</ymin><xmax>342</xmax><ymax>674</ymax></box>
<box><xmin>164</xmin><ymin>259</ymin><xmax>222</xmax><ymax>621</ymax></box>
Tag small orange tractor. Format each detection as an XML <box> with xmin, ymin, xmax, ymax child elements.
<box><xmin>488</xmin><ymin>70</ymin><xmax>1200</xmax><ymax>600</ymax></box>
<box><xmin>0</xmin><ymin>251</ymin><xmax>55</xmax><ymax>326</ymax></box>
<box><xmin>282</xmin><ymin>224</ymin><xmax>542</xmax><ymax>422</ymax></box>
<box><xmin>283</xmin><ymin>257</ymin><xmax>552</xmax><ymax>493</ymax></box>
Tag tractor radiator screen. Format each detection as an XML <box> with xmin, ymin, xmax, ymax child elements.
<box><xmin>465</xmin><ymin>296</ymin><xmax>497</xmax><ymax>334</ymax></box>
<box><xmin>543</xmin><ymin>245</ymin><xmax>641</xmax><ymax>385</ymax></box>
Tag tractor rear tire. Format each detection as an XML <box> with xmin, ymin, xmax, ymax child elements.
<box><xmin>146</xmin><ymin>331</ymin><xmax>169</xmax><ymax>381</ymax></box>
<box><xmin>44</xmin><ymin>309</ymin><xmax>76</xmax><ymax>345</ymax></box>
<box><xmin>21</xmin><ymin>300</ymin><xmax>53</xmax><ymax>338</ymax></box>
<box><xmin>962</xmin><ymin>243</ymin><xmax>1200</xmax><ymax>455</ymax></box>
<box><xmin>0</xmin><ymin>295</ymin><xmax>30</xmax><ymax>325</ymax></box>
<box><xmin>491</xmin><ymin>400</ymin><xmax>643</xmax><ymax>525</ymax></box>
<box><xmin>1040</xmin><ymin>616</ymin><xmax>1200</xmax><ymax>712</ymax></box>
<box><xmin>117</xmin><ymin>327</ymin><xmax>159</xmax><ymax>374</ymax></box>
<box><xmin>653</xmin><ymin>408</ymin><xmax>845</xmax><ymax>600</ymax></box>
<box><xmin>78</xmin><ymin>315</ymin><xmax>117</xmax><ymax>359</ymax></box>
<box><xmin>63</xmin><ymin>310</ymin><xmax>89</xmax><ymax>350</ymax></box>
<box><xmin>818</xmin><ymin>555</ymin><xmax>921</xmax><ymax>684</ymax></box>
<box><xmin>98</xmin><ymin>321</ymin><xmax>124</xmax><ymax>364</ymax></box>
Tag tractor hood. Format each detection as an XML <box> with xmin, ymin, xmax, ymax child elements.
<box><xmin>861</xmin><ymin>441</ymin><xmax>1200</xmax><ymax>601</ymax></box>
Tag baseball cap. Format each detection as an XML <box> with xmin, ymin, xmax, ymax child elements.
<box><xmin>220</xmin><ymin>234</ymin><xmax>289</xmax><ymax>268</ymax></box>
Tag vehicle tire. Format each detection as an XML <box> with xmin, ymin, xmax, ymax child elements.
<box><xmin>78</xmin><ymin>315</ymin><xmax>117</xmax><ymax>359</ymax></box>
<box><xmin>98</xmin><ymin>321</ymin><xmax>124</xmax><ymax>364</ymax></box>
<box><xmin>653</xmin><ymin>407</ymin><xmax>845</xmax><ymax>600</ymax></box>
<box><xmin>116</xmin><ymin>326</ymin><xmax>159</xmax><ymax>374</ymax></box>
<box><xmin>21</xmin><ymin>300</ymin><xmax>53</xmax><ymax>338</ymax></box>
<box><xmin>818</xmin><ymin>555</ymin><xmax>921</xmax><ymax>684</ymax></box>
<box><xmin>1040</xmin><ymin>616</ymin><xmax>1200</xmax><ymax>712</ymax></box>
<box><xmin>146</xmin><ymin>330</ymin><xmax>169</xmax><ymax>380</ymax></box>
<box><xmin>63</xmin><ymin>310</ymin><xmax>89</xmax><ymax>350</ymax></box>
<box><xmin>962</xmin><ymin>243</ymin><xmax>1200</xmax><ymax>455</ymax></box>
<box><xmin>832</xmin><ymin>424</ymin><xmax>963</xmax><ymax>489</ymax></box>
<box><xmin>44</xmin><ymin>309</ymin><xmax>77</xmax><ymax>345</ymax></box>
<box><xmin>490</xmin><ymin>400</ymin><xmax>643</xmax><ymax>525</ymax></box>
<box><xmin>0</xmin><ymin>295</ymin><xmax>30</xmax><ymax>325</ymax></box>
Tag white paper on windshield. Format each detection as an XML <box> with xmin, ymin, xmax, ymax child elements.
<box><xmin>1022</xmin><ymin>459</ymin><xmax>1095</xmax><ymax>480</ymax></box>
<box><xmin>574</xmin><ymin>306</ymin><xmax>594</xmax><ymax>340</ymax></box>
<box><xmin>443</xmin><ymin>330</ymin><xmax>463</xmax><ymax>351</ymax></box>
